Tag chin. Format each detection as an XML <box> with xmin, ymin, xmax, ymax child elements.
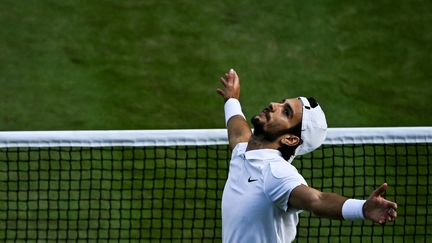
<box><xmin>251</xmin><ymin>116</ymin><xmax>264</xmax><ymax>135</ymax></box>
<box><xmin>251</xmin><ymin>116</ymin><xmax>260</xmax><ymax>127</ymax></box>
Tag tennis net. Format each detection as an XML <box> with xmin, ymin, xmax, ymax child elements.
<box><xmin>0</xmin><ymin>127</ymin><xmax>431</xmax><ymax>242</ymax></box>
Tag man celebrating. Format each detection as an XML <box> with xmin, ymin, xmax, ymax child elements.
<box><xmin>217</xmin><ymin>69</ymin><xmax>397</xmax><ymax>242</ymax></box>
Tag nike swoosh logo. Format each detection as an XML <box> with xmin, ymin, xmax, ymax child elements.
<box><xmin>248</xmin><ymin>177</ymin><xmax>258</xmax><ymax>183</ymax></box>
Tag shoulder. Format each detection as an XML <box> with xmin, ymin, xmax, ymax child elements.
<box><xmin>268</xmin><ymin>158</ymin><xmax>302</xmax><ymax>179</ymax></box>
<box><xmin>264</xmin><ymin>158</ymin><xmax>307</xmax><ymax>194</ymax></box>
<box><xmin>263</xmin><ymin>158</ymin><xmax>307</xmax><ymax>211</ymax></box>
<box><xmin>230</xmin><ymin>142</ymin><xmax>248</xmax><ymax>159</ymax></box>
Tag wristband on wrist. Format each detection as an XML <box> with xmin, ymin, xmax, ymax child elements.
<box><xmin>342</xmin><ymin>199</ymin><xmax>366</xmax><ymax>220</ymax></box>
<box><xmin>224</xmin><ymin>98</ymin><xmax>245</xmax><ymax>126</ymax></box>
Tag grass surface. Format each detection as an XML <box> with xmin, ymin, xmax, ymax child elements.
<box><xmin>0</xmin><ymin>0</ymin><xmax>431</xmax><ymax>130</ymax></box>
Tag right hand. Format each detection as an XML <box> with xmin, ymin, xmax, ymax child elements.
<box><xmin>216</xmin><ymin>69</ymin><xmax>241</xmax><ymax>101</ymax></box>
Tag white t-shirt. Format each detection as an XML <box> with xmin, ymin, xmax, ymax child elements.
<box><xmin>222</xmin><ymin>143</ymin><xmax>307</xmax><ymax>243</ymax></box>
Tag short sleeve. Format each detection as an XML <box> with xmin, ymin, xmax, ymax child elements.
<box><xmin>230</xmin><ymin>142</ymin><xmax>248</xmax><ymax>160</ymax></box>
<box><xmin>264</xmin><ymin>160</ymin><xmax>307</xmax><ymax>212</ymax></box>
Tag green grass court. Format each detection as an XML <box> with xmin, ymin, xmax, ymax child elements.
<box><xmin>0</xmin><ymin>0</ymin><xmax>431</xmax><ymax>130</ymax></box>
<box><xmin>0</xmin><ymin>0</ymin><xmax>431</xmax><ymax>241</ymax></box>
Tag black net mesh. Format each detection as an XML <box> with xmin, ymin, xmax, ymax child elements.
<box><xmin>0</xmin><ymin>143</ymin><xmax>430</xmax><ymax>242</ymax></box>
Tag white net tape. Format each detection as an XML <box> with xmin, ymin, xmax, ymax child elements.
<box><xmin>0</xmin><ymin>127</ymin><xmax>431</xmax><ymax>147</ymax></box>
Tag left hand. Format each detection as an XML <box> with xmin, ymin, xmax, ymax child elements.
<box><xmin>363</xmin><ymin>183</ymin><xmax>398</xmax><ymax>224</ymax></box>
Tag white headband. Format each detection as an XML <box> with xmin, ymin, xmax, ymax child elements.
<box><xmin>294</xmin><ymin>97</ymin><xmax>328</xmax><ymax>156</ymax></box>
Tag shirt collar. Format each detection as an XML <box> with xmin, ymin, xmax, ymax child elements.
<box><xmin>244</xmin><ymin>149</ymin><xmax>283</xmax><ymax>161</ymax></box>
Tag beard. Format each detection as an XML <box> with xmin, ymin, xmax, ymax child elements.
<box><xmin>251</xmin><ymin>116</ymin><xmax>281</xmax><ymax>142</ymax></box>
<box><xmin>251</xmin><ymin>114</ymin><xmax>303</xmax><ymax>160</ymax></box>
<box><xmin>251</xmin><ymin>116</ymin><xmax>263</xmax><ymax>135</ymax></box>
<box><xmin>251</xmin><ymin>115</ymin><xmax>302</xmax><ymax>143</ymax></box>
<box><xmin>251</xmin><ymin>108</ymin><xmax>270</xmax><ymax>137</ymax></box>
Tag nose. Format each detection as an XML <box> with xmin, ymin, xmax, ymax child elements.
<box><xmin>269</xmin><ymin>103</ymin><xmax>278</xmax><ymax>111</ymax></box>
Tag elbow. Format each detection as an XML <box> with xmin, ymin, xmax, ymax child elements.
<box><xmin>307</xmin><ymin>192</ymin><xmax>334</xmax><ymax>218</ymax></box>
<box><xmin>305</xmin><ymin>193</ymin><xmax>323</xmax><ymax>216</ymax></box>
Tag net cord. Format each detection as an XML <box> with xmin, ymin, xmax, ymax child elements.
<box><xmin>0</xmin><ymin>127</ymin><xmax>431</xmax><ymax>147</ymax></box>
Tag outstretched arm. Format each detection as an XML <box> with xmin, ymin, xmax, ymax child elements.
<box><xmin>288</xmin><ymin>183</ymin><xmax>397</xmax><ymax>224</ymax></box>
<box><xmin>216</xmin><ymin>69</ymin><xmax>252</xmax><ymax>150</ymax></box>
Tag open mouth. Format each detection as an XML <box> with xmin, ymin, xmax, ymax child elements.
<box><xmin>261</xmin><ymin>108</ymin><xmax>271</xmax><ymax>121</ymax></box>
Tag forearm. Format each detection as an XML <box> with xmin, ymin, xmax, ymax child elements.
<box><xmin>308</xmin><ymin>192</ymin><xmax>347</xmax><ymax>220</ymax></box>
<box><xmin>217</xmin><ymin>69</ymin><xmax>252</xmax><ymax>149</ymax></box>
<box><xmin>227</xmin><ymin>117</ymin><xmax>251</xmax><ymax>147</ymax></box>
<box><xmin>292</xmin><ymin>185</ymin><xmax>395</xmax><ymax>223</ymax></box>
<box><xmin>224</xmin><ymin>99</ymin><xmax>252</xmax><ymax>149</ymax></box>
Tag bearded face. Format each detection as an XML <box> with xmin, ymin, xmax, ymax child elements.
<box><xmin>251</xmin><ymin>98</ymin><xmax>303</xmax><ymax>143</ymax></box>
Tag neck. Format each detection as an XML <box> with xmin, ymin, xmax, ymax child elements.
<box><xmin>246</xmin><ymin>134</ymin><xmax>279</xmax><ymax>152</ymax></box>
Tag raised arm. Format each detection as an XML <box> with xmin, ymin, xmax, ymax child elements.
<box><xmin>288</xmin><ymin>183</ymin><xmax>397</xmax><ymax>224</ymax></box>
<box><xmin>216</xmin><ymin>69</ymin><xmax>252</xmax><ymax>150</ymax></box>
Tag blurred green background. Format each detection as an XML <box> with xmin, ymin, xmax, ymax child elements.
<box><xmin>0</xmin><ymin>0</ymin><xmax>431</xmax><ymax>130</ymax></box>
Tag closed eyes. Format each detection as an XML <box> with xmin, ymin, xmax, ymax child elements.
<box><xmin>283</xmin><ymin>103</ymin><xmax>293</xmax><ymax>118</ymax></box>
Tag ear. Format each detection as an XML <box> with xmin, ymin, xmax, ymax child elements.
<box><xmin>281</xmin><ymin>135</ymin><xmax>300</xmax><ymax>147</ymax></box>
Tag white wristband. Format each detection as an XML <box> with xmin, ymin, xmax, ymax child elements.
<box><xmin>224</xmin><ymin>98</ymin><xmax>245</xmax><ymax>126</ymax></box>
<box><xmin>342</xmin><ymin>199</ymin><xmax>366</xmax><ymax>220</ymax></box>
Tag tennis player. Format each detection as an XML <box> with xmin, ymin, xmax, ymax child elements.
<box><xmin>217</xmin><ymin>69</ymin><xmax>398</xmax><ymax>242</ymax></box>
